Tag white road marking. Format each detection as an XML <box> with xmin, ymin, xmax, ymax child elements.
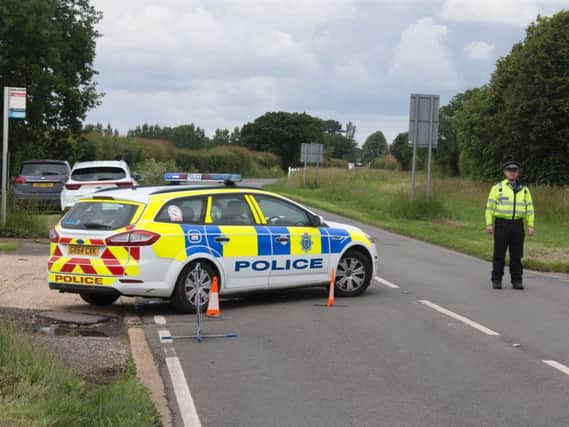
<box><xmin>166</xmin><ymin>356</ymin><xmax>202</xmax><ymax>427</ymax></box>
<box><xmin>158</xmin><ymin>329</ymin><xmax>173</xmax><ymax>343</ymax></box>
<box><xmin>375</xmin><ymin>276</ymin><xmax>400</xmax><ymax>289</ymax></box>
<box><xmin>154</xmin><ymin>315</ymin><xmax>167</xmax><ymax>325</ymax></box>
<box><xmin>418</xmin><ymin>300</ymin><xmax>500</xmax><ymax>336</ymax></box>
<box><xmin>543</xmin><ymin>360</ymin><xmax>569</xmax><ymax>377</ymax></box>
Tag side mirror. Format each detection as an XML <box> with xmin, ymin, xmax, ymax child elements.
<box><xmin>313</xmin><ymin>215</ymin><xmax>326</xmax><ymax>227</ymax></box>
<box><xmin>133</xmin><ymin>174</ymin><xmax>144</xmax><ymax>183</ymax></box>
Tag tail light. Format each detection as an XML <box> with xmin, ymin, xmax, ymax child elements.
<box><xmin>65</xmin><ymin>183</ymin><xmax>81</xmax><ymax>190</ymax></box>
<box><xmin>116</xmin><ymin>182</ymin><xmax>133</xmax><ymax>187</ymax></box>
<box><xmin>105</xmin><ymin>230</ymin><xmax>160</xmax><ymax>246</ymax></box>
<box><xmin>49</xmin><ymin>228</ymin><xmax>60</xmax><ymax>243</ymax></box>
<box><xmin>14</xmin><ymin>176</ymin><xmax>26</xmax><ymax>184</ymax></box>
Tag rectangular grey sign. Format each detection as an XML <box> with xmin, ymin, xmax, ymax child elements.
<box><xmin>409</xmin><ymin>94</ymin><xmax>439</xmax><ymax>148</ymax></box>
<box><xmin>300</xmin><ymin>143</ymin><xmax>324</xmax><ymax>163</ymax></box>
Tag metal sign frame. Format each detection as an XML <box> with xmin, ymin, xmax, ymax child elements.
<box><xmin>408</xmin><ymin>94</ymin><xmax>439</xmax><ymax>200</ymax></box>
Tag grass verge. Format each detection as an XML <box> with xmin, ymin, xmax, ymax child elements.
<box><xmin>0</xmin><ymin>322</ymin><xmax>160</xmax><ymax>427</ymax></box>
<box><xmin>0</xmin><ymin>240</ymin><xmax>20</xmax><ymax>253</ymax></box>
<box><xmin>0</xmin><ymin>204</ymin><xmax>60</xmax><ymax>239</ymax></box>
<box><xmin>268</xmin><ymin>168</ymin><xmax>569</xmax><ymax>273</ymax></box>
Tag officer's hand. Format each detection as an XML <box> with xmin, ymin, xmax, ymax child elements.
<box><xmin>528</xmin><ymin>227</ymin><xmax>535</xmax><ymax>236</ymax></box>
<box><xmin>486</xmin><ymin>225</ymin><xmax>494</xmax><ymax>234</ymax></box>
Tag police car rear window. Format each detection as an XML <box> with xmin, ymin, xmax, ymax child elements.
<box><xmin>61</xmin><ymin>202</ymin><xmax>138</xmax><ymax>230</ymax></box>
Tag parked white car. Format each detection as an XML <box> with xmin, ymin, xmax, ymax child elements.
<box><xmin>61</xmin><ymin>160</ymin><xmax>138</xmax><ymax>210</ymax></box>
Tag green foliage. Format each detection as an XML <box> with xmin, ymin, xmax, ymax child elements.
<box><xmin>453</xmin><ymin>11</ymin><xmax>569</xmax><ymax>185</ymax></box>
<box><xmin>241</xmin><ymin>112</ymin><xmax>325</xmax><ymax>169</ymax></box>
<box><xmin>362</xmin><ymin>131</ymin><xmax>388</xmax><ymax>164</ymax></box>
<box><xmin>388</xmin><ymin>193</ymin><xmax>447</xmax><ymax>220</ymax></box>
<box><xmin>0</xmin><ymin>323</ymin><xmax>159</xmax><ymax>426</ymax></box>
<box><xmin>390</xmin><ymin>132</ymin><xmax>413</xmax><ymax>170</ymax></box>
<box><xmin>436</xmin><ymin>90</ymin><xmax>478</xmax><ymax>176</ymax></box>
<box><xmin>128</xmin><ymin>123</ymin><xmax>210</xmax><ymax>150</ymax></box>
<box><xmin>370</xmin><ymin>154</ymin><xmax>398</xmax><ymax>170</ymax></box>
<box><xmin>0</xmin><ymin>204</ymin><xmax>57</xmax><ymax>238</ymax></box>
<box><xmin>134</xmin><ymin>158</ymin><xmax>177</xmax><ymax>185</ymax></box>
<box><xmin>0</xmin><ymin>0</ymin><xmax>102</xmax><ymax>175</ymax></box>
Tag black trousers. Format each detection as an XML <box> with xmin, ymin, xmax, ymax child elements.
<box><xmin>492</xmin><ymin>218</ymin><xmax>525</xmax><ymax>283</ymax></box>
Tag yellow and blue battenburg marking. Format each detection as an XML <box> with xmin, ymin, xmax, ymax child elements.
<box><xmin>172</xmin><ymin>224</ymin><xmax>354</xmax><ymax>258</ymax></box>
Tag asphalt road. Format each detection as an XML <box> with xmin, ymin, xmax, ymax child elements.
<box><xmin>141</xmin><ymin>191</ymin><xmax>569</xmax><ymax>427</ymax></box>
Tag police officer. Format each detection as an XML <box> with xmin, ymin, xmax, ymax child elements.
<box><xmin>485</xmin><ymin>161</ymin><xmax>535</xmax><ymax>289</ymax></box>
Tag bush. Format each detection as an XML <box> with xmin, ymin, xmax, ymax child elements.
<box><xmin>133</xmin><ymin>158</ymin><xmax>177</xmax><ymax>185</ymax></box>
<box><xmin>0</xmin><ymin>203</ymin><xmax>56</xmax><ymax>238</ymax></box>
<box><xmin>370</xmin><ymin>154</ymin><xmax>399</xmax><ymax>170</ymax></box>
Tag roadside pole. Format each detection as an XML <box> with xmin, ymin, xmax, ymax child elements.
<box><xmin>1</xmin><ymin>88</ymin><xmax>9</xmax><ymax>227</ymax></box>
<box><xmin>410</xmin><ymin>97</ymin><xmax>419</xmax><ymax>201</ymax></box>
<box><xmin>426</xmin><ymin>95</ymin><xmax>434</xmax><ymax>199</ymax></box>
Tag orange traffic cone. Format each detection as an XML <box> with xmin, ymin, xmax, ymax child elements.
<box><xmin>206</xmin><ymin>276</ymin><xmax>221</xmax><ymax>317</ymax></box>
<box><xmin>327</xmin><ymin>269</ymin><xmax>335</xmax><ymax>307</ymax></box>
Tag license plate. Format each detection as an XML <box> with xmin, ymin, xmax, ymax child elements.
<box><xmin>68</xmin><ymin>245</ymin><xmax>99</xmax><ymax>256</ymax></box>
<box><xmin>32</xmin><ymin>182</ymin><xmax>54</xmax><ymax>188</ymax></box>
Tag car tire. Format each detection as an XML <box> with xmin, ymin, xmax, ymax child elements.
<box><xmin>80</xmin><ymin>293</ymin><xmax>120</xmax><ymax>306</ymax></box>
<box><xmin>171</xmin><ymin>261</ymin><xmax>216</xmax><ymax>314</ymax></box>
<box><xmin>334</xmin><ymin>249</ymin><xmax>372</xmax><ymax>297</ymax></box>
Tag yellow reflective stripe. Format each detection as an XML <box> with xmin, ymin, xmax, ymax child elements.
<box><xmin>246</xmin><ymin>195</ymin><xmax>266</xmax><ymax>225</ymax></box>
<box><xmin>487</xmin><ymin>198</ymin><xmax>497</xmax><ymax>204</ymax></box>
<box><xmin>244</xmin><ymin>195</ymin><xmax>262</xmax><ymax>224</ymax></box>
<box><xmin>205</xmin><ymin>196</ymin><xmax>213</xmax><ymax>224</ymax></box>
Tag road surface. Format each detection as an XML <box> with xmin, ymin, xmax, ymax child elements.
<box><xmin>140</xmin><ymin>190</ymin><xmax>569</xmax><ymax>427</ymax></box>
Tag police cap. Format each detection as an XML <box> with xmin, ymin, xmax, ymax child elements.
<box><xmin>503</xmin><ymin>160</ymin><xmax>521</xmax><ymax>171</ymax></box>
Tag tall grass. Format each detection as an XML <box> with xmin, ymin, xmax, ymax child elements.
<box><xmin>270</xmin><ymin>168</ymin><xmax>569</xmax><ymax>272</ymax></box>
<box><xmin>0</xmin><ymin>204</ymin><xmax>59</xmax><ymax>239</ymax></box>
<box><xmin>0</xmin><ymin>322</ymin><xmax>159</xmax><ymax>426</ymax></box>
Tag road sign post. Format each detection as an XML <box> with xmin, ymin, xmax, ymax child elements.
<box><xmin>1</xmin><ymin>87</ymin><xmax>27</xmax><ymax>227</ymax></box>
<box><xmin>408</xmin><ymin>94</ymin><xmax>439</xmax><ymax>200</ymax></box>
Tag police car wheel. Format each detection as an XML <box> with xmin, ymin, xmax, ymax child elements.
<box><xmin>334</xmin><ymin>250</ymin><xmax>371</xmax><ymax>297</ymax></box>
<box><xmin>80</xmin><ymin>293</ymin><xmax>120</xmax><ymax>306</ymax></box>
<box><xmin>172</xmin><ymin>261</ymin><xmax>215</xmax><ymax>313</ymax></box>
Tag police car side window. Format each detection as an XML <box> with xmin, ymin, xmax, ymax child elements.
<box><xmin>254</xmin><ymin>195</ymin><xmax>311</xmax><ymax>227</ymax></box>
<box><xmin>156</xmin><ymin>197</ymin><xmax>205</xmax><ymax>224</ymax></box>
<box><xmin>210</xmin><ymin>195</ymin><xmax>255</xmax><ymax>225</ymax></box>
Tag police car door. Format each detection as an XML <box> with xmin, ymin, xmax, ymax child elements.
<box><xmin>207</xmin><ymin>193</ymin><xmax>269</xmax><ymax>290</ymax></box>
<box><xmin>251</xmin><ymin>194</ymin><xmax>329</xmax><ymax>288</ymax></box>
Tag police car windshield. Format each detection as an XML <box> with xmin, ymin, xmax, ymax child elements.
<box><xmin>61</xmin><ymin>201</ymin><xmax>138</xmax><ymax>230</ymax></box>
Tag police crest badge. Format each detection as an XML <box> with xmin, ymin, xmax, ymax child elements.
<box><xmin>301</xmin><ymin>232</ymin><xmax>313</xmax><ymax>252</ymax></box>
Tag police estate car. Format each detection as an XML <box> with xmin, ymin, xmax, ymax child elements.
<box><xmin>48</xmin><ymin>174</ymin><xmax>378</xmax><ymax>313</ymax></box>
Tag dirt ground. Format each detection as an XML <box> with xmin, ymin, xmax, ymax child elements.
<box><xmin>0</xmin><ymin>241</ymin><xmax>134</xmax><ymax>381</ymax></box>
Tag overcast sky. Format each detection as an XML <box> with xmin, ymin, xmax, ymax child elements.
<box><xmin>87</xmin><ymin>0</ymin><xmax>568</xmax><ymax>144</ymax></box>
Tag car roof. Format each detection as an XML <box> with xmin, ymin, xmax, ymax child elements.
<box><xmin>22</xmin><ymin>159</ymin><xmax>69</xmax><ymax>164</ymax></box>
<box><xmin>71</xmin><ymin>160</ymin><xmax>128</xmax><ymax>170</ymax></box>
<box><xmin>89</xmin><ymin>184</ymin><xmax>261</xmax><ymax>204</ymax></box>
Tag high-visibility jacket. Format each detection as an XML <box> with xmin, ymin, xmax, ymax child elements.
<box><xmin>485</xmin><ymin>179</ymin><xmax>535</xmax><ymax>227</ymax></box>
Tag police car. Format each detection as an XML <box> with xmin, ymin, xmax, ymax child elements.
<box><xmin>48</xmin><ymin>173</ymin><xmax>378</xmax><ymax>313</ymax></box>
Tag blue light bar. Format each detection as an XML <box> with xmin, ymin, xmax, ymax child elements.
<box><xmin>163</xmin><ymin>173</ymin><xmax>242</xmax><ymax>184</ymax></box>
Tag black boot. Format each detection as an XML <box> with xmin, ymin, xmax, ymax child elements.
<box><xmin>512</xmin><ymin>282</ymin><xmax>524</xmax><ymax>290</ymax></box>
<box><xmin>492</xmin><ymin>281</ymin><xmax>502</xmax><ymax>289</ymax></box>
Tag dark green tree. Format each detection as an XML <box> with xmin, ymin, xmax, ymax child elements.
<box><xmin>454</xmin><ymin>11</ymin><xmax>569</xmax><ymax>184</ymax></box>
<box><xmin>0</xmin><ymin>0</ymin><xmax>102</xmax><ymax>171</ymax></box>
<box><xmin>390</xmin><ymin>132</ymin><xmax>412</xmax><ymax>170</ymax></box>
<box><xmin>361</xmin><ymin>131</ymin><xmax>388</xmax><ymax>164</ymax></box>
<box><xmin>240</xmin><ymin>112</ymin><xmax>324</xmax><ymax>169</ymax></box>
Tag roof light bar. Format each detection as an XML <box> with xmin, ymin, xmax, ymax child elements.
<box><xmin>163</xmin><ymin>172</ymin><xmax>242</xmax><ymax>184</ymax></box>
